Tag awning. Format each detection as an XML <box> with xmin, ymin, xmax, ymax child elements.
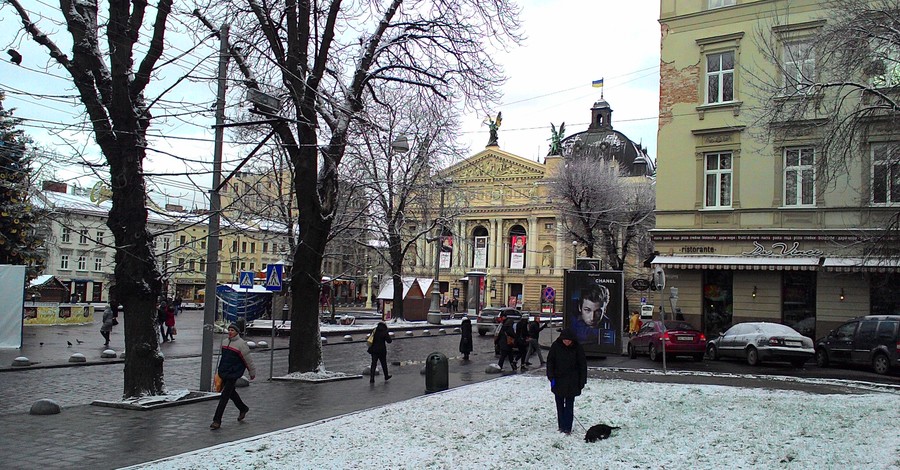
<box><xmin>823</xmin><ymin>258</ymin><xmax>900</xmax><ymax>272</ymax></box>
<box><xmin>651</xmin><ymin>255</ymin><xmax>821</xmax><ymax>271</ymax></box>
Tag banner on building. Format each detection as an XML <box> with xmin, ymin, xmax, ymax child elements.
<box><xmin>510</xmin><ymin>235</ymin><xmax>526</xmax><ymax>269</ymax></box>
<box><xmin>439</xmin><ymin>235</ymin><xmax>453</xmax><ymax>268</ymax></box>
<box><xmin>473</xmin><ymin>236</ymin><xmax>488</xmax><ymax>269</ymax></box>
<box><xmin>563</xmin><ymin>269</ymin><xmax>624</xmax><ymax>356</ymax></box>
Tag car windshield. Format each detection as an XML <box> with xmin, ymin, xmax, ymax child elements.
<box><xmin>757</xmin><ymin>323</ymin><xmax>800</xmax><ymax>336</ymax></box>
<box><xmin>663</xmin><ymin>321</ymin><xmax>696</xmax><ymax>331</ymax></box>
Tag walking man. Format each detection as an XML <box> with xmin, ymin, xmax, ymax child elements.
<box><xmin>210</xmin><ymin>324</ymin><xmax>256</xmax><ymax>430</ymax></box>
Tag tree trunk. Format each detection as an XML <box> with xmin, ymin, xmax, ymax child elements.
<box><xmin>106</xmin><ymin>141</ymin><xmax>164</xmax><ymax>398</ymax></box>
<box><xmin>389</xmin><ymin>237</ymin><xmax>405</xmax><ymax>320</ymax></box>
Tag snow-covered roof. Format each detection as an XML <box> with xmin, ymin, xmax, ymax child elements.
<box><xmin>376</xmin><ymin>277</ymin><xmax>434</xmax><ymax>300</ymax></box>
<box><xmin>28</xmin><ymin>274</ymin><xmax>54</xmax><ymax>288</ymax></box>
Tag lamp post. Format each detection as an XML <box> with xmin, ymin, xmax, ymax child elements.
<box><xmin>572</xmin><ymin>240</ymin><xmax>578</xmax><ymax>268</ymax></box>
<box><xmin>365</xmin><ymin>269</ymin><xmax>373</xmax><ymax>309</ymax></box>
<box><xmin>427</xmin><ymin>179</ymin><xmax>449</xmax><ymax>324</ymax></box>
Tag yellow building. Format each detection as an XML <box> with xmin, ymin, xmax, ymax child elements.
<box><xmin>655</xmin><ymin>0</ymin><xmax>900</xmax><ymax>339</ymax></box>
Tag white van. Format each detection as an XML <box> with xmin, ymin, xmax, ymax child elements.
<box><xmin>640</xmin><ymin>304</ymin><xmax>654</xmax><ymax>320</ymax></box>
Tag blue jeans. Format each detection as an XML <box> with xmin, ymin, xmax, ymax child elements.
<box><xmin>555</xmin><ymin>394</ymin><xmax>575</xmax><ymax>433</ymax></box>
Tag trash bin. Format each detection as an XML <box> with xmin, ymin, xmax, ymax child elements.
<box><xmin>425</xmin><ymin>352</ymin><xmax>449</xmax><ymax>393</ymax></box>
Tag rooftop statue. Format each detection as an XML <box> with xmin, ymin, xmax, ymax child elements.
<box><xmin>484</xmin><ymin>111</ymin><xmax>502</xmax><ymax>146</ymax></box>
<box><xmin>548</xmin><ymin>122</ymin><xmax>566</xmax><ymax>156</ymax></box>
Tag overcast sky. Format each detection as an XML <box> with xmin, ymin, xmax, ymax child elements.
<box><xmin>0</xmin><ymin>1</ymin><xmax>660</xmax><ymax>208</ymax></box>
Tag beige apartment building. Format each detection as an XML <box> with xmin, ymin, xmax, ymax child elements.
<box><xmin>654</xmin><ymin>0</ymin><xmax>900</xmax><ymax>339</ymax></box>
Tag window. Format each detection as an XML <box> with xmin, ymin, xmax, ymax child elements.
<box><xmin>61</xmin><ymin>227</ymin><xmax>71</xmax><ymax>243</ymax></box>
<box><xmin>219</xmin><ymin>239</ymin><xmax>223</xmax><ymax>251</ymax></box>
<box><xmin>708</xmin><ymin>0</ymin><xmax>735</xmax><ymax>8</ymax></box>
<box><xmin>783</xmin><ymin>41</ymin><xmax>815</xmax><ymax>94</ymax></box>
<box><xmin>96</xmin><ymin>231</ymin><xmax>105</xmax><ymax>245</ymax></box>
<box><xmin>249</xmin><ymin>262</ymin><xmax>255</xmax><ymax>271</ymax></box>
<box><xmin>250</xmin><ymin>242</ymin><xmax>256</xmax><ymax>254</ymax></box>
<box><xmin>784</xmin><ymin>147</ymin><xmax>815</xmax><ymax>206</ymax></box>
<box><xmin>230</xmin><ymin>261</ymin><xmax>236</xmax><ymax>273</ymax></box>
<box><xmin>240</xmin><ymin>262</ymin><xmax>246</xmax><ymax>271</ymax></box>
<box><xmin>60</xmin><ymin>255</ymin><xmax>69</xmax><ymax>270</ymax></box>
<box><xmin>79</xmin><ymin>229</ymin><xmax>89</xmax><ymax>244</ymax></box>
<box><xmin>242</xmin><ymin>241</ymin><xmax>247</xmax><ymax>253</ymax></box>
<box><xmin>232</xmin><ymin>240</ymin><xmax>238</xmax><ymax>252</ymax></box>
<box><xmin>872</xmin><ymin>143</ymin><xmax>900</xmax><ymax>204</ymax></box>
<box><xmin>180</xmin><ymin>235</ymin><xmax>186</xmax><ymax>245</ymax></box>
<box><xmin>163</xmin><ymin>238</ymin><xmax>170</xmax><ymax>251</ymax></box>
<box><xmin>94</xmin><ymin>257</ymin><xmax>103</xmax><ymax>271</ymax></box>
<box><xmin>200</xmin><ymin>258</ymin><xmax>206</xmax><ymax>272</ymax></box>
<box><xmin>200</xmin><ymin>240</ymin><xmax>206</xmax><ymax>249</ymax></box>
<box><xmin>263</xmin><ymin>242</ymin><xmax>269</xmax><ymax>253</ymax></box>
<box><xmin>705</xmin><ymin>152</ymin><xmax>733</xmax><ymax>208</ymax></box>
<box><xmin>706</xmin><ymin>51</ymin><xmax>734</xmax><ymax>104</ymax></box>
<box><xmin>77</xmin><ymin>256</ymin><xmax>87</xmax><ymax>271</ymax></box>
<box><xmin>870</xmin><ymin>42</ymin><xmax>900</xmax><ymax>87</ymax></box>
<box><xmin>188</xmin><ymin>259</ymin><xmax>195</xmax><ymax>271</ymax></box>
<box><xmin>544</xmin><ymin>223</ymin><xmax>554</xmax><ymax>230</ymax></box>
<box><xmin>272</xmin><ymin>243</ymin><xmax>278</xmax><ymax>254</ymax></box>
<box><xmin>178</xmin><ymin>257</ymin><xmax>185</xmax><ymax>269</ymax></box>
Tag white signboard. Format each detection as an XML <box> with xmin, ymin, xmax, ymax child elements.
<box><xmin>509</xmin><ymin>235</ymin><xmax>525</xmax><ymax>269</ymax></box>
<box><xmin>473</xmin><ymin>236</ymin><xmax>488</xmax><ymax>269</ymax></box>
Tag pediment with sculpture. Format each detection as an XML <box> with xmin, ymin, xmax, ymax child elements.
<box><xmin>442</xmin><ymin>149</ymin><xmax>546</xmax><ymax>182</ymax></box>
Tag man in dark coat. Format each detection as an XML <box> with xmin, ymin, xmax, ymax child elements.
<box><xmin>459</xmin><ymin>317</ymin><xmax>473</xmax><ymax>361</ymax></box>
<box><xmin>495</xmin><ymin>318</ymin><xmax>518</xmax><ymax>371</ymax></box>
<box><xmin>367</xmin><ymin>321</ymin><xmax>393</xmax><ymax>383</ymax></box>
<box><xmin>546</xmin><ymin>328</ymin><xmax>587</xmax><ymax>434</ymax></box>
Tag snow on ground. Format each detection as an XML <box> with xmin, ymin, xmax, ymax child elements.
<box><xmin>134</xmin><ymin>375</ymin><xmax>900</xmax><ymax>469</ymax></box>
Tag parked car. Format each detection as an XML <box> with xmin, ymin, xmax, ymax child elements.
<box><xmin>475</xmin><ymin>307</ymin><xmax>522</xmax><ymax>336</ymax></box>
<box><xmin>628</xmin><ymin>320</ymin><xmax>706</xmax><ymax>362</ymax></box>
<box><xmin>815</xmin><ymin>315</ymin><xmax>900</xmax><ymax>375</ymax></box>
<box><xmin>706</xmin><ymin>322</ymin><xmax>814</xmax><ymax>367</ymax></box>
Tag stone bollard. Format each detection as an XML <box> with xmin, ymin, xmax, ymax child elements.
<box><xmin>246</xmin><ymin>341</ymin><xmax>257</xmax><ymax>349</ymax></box>
<box><xmin>405</xmin><ymin>331</ymin><xmax>414</xmax><ymax>337</ymax></box>
<box><xmin>342</xmin><ymin>335</ymin><xmax>353</xmax><ymax>342</ymax></box>
<box><xmin>30</xmin><ymin>399</ymin><xmax>61</xmax><ymax>415</ymax></box>
<box><xmin>100</xmin><ymin>349</ymin><xmax>117</xmax><ymax>359</ymax></box>
<box><xmin>453</xmin><ymin>327</ymin><xmax>461</xmax><ymax>333</ymax></box>
<box><xmin>69</xmin><ymin>353</ymin><xmax>86</xmax><ymax>363</ymax></box>
<box><xmin>236</xmin><ymin>376</ymin><xmax>250</xmax><ymax>388</ymax></box>
<box><xmin>256</xmin><ymin>341</ymin><xmax>268</xmax><ymax>349</ymax></box>
<box><xmin>422</xmin><ymin>330</ymin><xmax>431</xmax><ymax>336</ymax></box>
<box><xmin>485</xmin><ymin>363</ymin><xmax>502</xmax><ymax>374</ymax></box>
<box><xmin>438</xmin><ymin>329</ymin><xmax>447</xmax><ymax>335</ymax></box>
<box><xmin>321</xmin><ymin>336</ymin><xmax>328</xmax><ymax>344</ymax></box>
<box><xmin>12</xmin><ymin>356</ymin><xmax>31</xmax><ymax>367</ymax></box>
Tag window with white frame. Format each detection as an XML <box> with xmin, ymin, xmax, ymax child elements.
<box><xmin>79</xmin><ymin>229</ymin><xmax>89</xmax><ymax>244</ymax></box>
<box><xmin>784</xmin><ymin>147</ymin><xmax>815</xmax><ymax>206</ymax></box>
<box><xmin>783</xmin><ymin>41</ymin><xmax>815</xmax><ymax>94</ymax></box>
<box><xmin>163</xmin><ymin>237</ymin><xmax>170</xmax><ymax>251</ymax></box>
<box><xmin>77</xmin><ymin>256</ymin><xmax>87</xmax><ymax>271</ymax></box>
<box><xmin>96</xmin><ymin>231</ymin><xmax>104</xmax><ymax>245</ymax></box>
<box><xmin>61</xmin><ymin>227</ymin><xmax>71</xmax><ymax>243</ymax></box>
<box><xmin>705</xmin><ymin>152</ymin><xmax>733</xmax><ymax>208</ymax></box>
<box><xmin>706</xmin><ymin>51</ymin><xmax>735</xmax><ymax>104</ymax></box>
<box><xmin>870</xmin><ymin>42</ymin><xmax>900</xmax><ymax>88</ymax></box>
<box><xmin>60</xmin><ymin>255</ymin><xmax>69</xmax><ymax>270</ymax></box>
<box><xmin>94</xmin><ymin>257</ymin><xmax>103</xmax><ymax>271</ymax></box>
<box><xmin>708</xmin><ymin>0</ymin><xmax>736</xmax><ymax>8</ymax></box>
<box><xmin>872</xmin><ymin>143</ymin><xmax>900</xmax><ymax>204</ymax></box>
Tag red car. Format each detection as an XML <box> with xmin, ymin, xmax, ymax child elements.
<box><xmin>628</xmin><ymin>320</ymin><xmax>706</xmax><ymax>362</ymax></box>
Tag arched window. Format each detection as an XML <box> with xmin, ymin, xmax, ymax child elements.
<box><xmin>472</xmin><ymin>226</ymin><xmax>489</xmax><ymax>269</ymax></box>
<box><xmin>508</xmin><ymin>225</ymin><xmax>527</xmax><ymax>269</ymax></box>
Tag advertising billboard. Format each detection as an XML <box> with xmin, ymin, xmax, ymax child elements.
<box><xmin>563</xmin><ymin>270</ymin><xmax>624</xmax><ymax>356</ymax></box>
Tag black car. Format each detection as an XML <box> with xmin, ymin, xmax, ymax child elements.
<box><xmin>475</xmin><ymin>307</ymin><xmax>522</xmax><ymax>336</ymax></box>
<box><xmin>815</xmin><ymin>315</ymin><xmax>900</xmax><ymax>375</ymax></box>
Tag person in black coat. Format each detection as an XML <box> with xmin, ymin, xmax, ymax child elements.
<box><xmin>515</xmin><ymin>317</ymin><xmax>530</xmax><ymax>368</ymax></box>
<box><xmin>367</xmin><ymin>321</ymin><xmax>393</xmax><ymax>383</ymax></box>
<box><xmin>459</xmin><ymin>317</ymin><xmax>473</xmax><ymax>361</ymax></box>
<box><xmin>524</xmin><ymin>318</ymin><xmax>548</xmax><ymax>366</ymax></box>
<box><xmin>546</xmin><ymin>328</ymin><xmax>587</xmax><ymax>434</ymax></box>
<box><xmin>495</xmin><ymin>318</ymin><xmax>518</xmax><ymax>371</ymax></box>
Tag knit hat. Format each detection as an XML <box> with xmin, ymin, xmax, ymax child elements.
<box><xmin>558</xmin><ymin>328</ymin><xmax>576</xmax><ymax>341</ymax></box>
<box><xmin>227</xmin><ymin>323</ymin><xmax>240</xmax><ymax>333</ymax></box>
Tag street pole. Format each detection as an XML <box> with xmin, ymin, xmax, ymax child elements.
<box><xmin>365</xmin><ymin>269</ymin><xmax>373</xmax><ymax>309</ymax></box>
<box><xmin>200</xmin><ymin>23</ymin><xmax>229</xmax><ymax>392</ymax></box>
<box><xmin>427</xmin><ymin>182</ymin><xmax>446</xmax><ymax>320</ymax></box>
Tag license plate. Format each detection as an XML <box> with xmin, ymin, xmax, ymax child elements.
<box><xmin>677</xmin><ymin>336</ymin><xmax>693</xmax><ymax>341</ymax></box>
<box><xmin>785</xmin><ymin>340</ymin><xmax>801</xmax><ymax>347</ymax></box>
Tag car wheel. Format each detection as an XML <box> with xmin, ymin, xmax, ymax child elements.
<box><xmin>706</xmin><ymin>344</ymin><xmax>719</xmax><ymax>361</ymax></box>
<box><xmin>649</xmin><ymin>343</ymin><xmax>660</xmax><ymax>362</ymax></box>
<box><xmin>746</xmin><ymin>346</ymin><xmax>759</xmax><ymax>366</ymax></box>
<box><xmin>790</xmin><ymin>358</ymin><xmax>807</xmax><ymax>368</ymax></box>
<box><xmin>815</xmin><ymin>348</ymin><xmax>829</xmax><ymax>368</ymax></box>
<box><xmin>872</xmin><ymin>353</ymin><xmax>891</xmax><ymax>375</ymax></box>
<box><xmin>693</xmin><ymin>353</ymin><xmax>705</xmax><ymax>362</ymax></box>
<box><xmin>627</xmin><ymin>343</ymin><xmax>637</xmax><ymax>359</ymax></box>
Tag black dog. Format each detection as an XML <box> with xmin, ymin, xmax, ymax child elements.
<box><xmin>584</xmin><ymin>424</ymin><xmax>620</xmax><ymax>442</ymax></box>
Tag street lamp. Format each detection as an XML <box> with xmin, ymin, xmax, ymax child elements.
<box><xmin>427</xmin><ymin>178</ymin><xmax>450</xmax><ymax>324</ymax></box>
<box><xmin>365</xmin><ymin>269</ymin><xmax>373</xmax><ymax>309</ymax></box>
<box><xmin>572</xmin><ymin>240</ymin><xmax>578</xmax><ymax>267</ymax></box>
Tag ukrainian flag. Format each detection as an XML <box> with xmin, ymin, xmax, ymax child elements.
<box><xmin>592</xmin><ymin>78</ymin><xmax>604</xmax><ymax>88</ymax></box>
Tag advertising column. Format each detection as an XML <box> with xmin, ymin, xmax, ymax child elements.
<box><xmin>563</xmin><ymin>270</ymin><xmax>624</xmax><ymax>357</ymax></box>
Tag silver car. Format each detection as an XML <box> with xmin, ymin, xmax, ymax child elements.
<box><xmin>706</xmin><ymin>322</ymin><xmax>814</xmax><ymax>367</ymax></box>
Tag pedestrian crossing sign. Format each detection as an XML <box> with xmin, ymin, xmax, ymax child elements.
<box><xmin>265</xmin><ymin>264</ymin><xmax>283</xmax><ymax>291</ymax></box>
<box><xmin>239</xmin><ymin>271</ymin><xmax>255</xmax><ymax>289</ymax></box>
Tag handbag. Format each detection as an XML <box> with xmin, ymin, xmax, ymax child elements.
<box><xmin>506</xmin><ymin>334</ymin><xmax>515</xmax><ymax>346</ymax></box>
<box><xmin>172</xmin><ymin>326</ymin><xmax>177</xmax><ymax>335</ymax></box>
<box><xmin>213</xmin><ymin>372</ymin><xmax>224</xmax><ymax>392</ymax></box>
<box><xmin>367</xmin><ymin>328</ymin><xmax>376</xmax><ymax>346</ymax></box>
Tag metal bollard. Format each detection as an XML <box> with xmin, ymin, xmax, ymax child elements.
<box><xmin>425</xmin><ymin>352</ymin><xmax>449</xmax><ymax>393</ymax></box>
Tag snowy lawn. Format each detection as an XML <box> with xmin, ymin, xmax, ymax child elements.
<box><xmin>135</xmin><ymin>375</ymin><xmax>900</xmax><ymax>469</ymax></box>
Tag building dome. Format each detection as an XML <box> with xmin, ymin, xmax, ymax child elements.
<box><xmin>560</xmin><ymin>99</ymin><xmax>655</xmax><ymax>177</ymax></box>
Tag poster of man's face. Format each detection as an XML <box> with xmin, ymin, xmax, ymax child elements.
<box><xmin>564</xmin><ymin>270</ymin><xmax>623</xmax><ymax>355</ymax></box>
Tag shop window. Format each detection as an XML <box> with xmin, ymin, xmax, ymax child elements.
<box><xmin>782</xmin><ymin>271</ymin><xmax>816</xmax><ymax>338</ymax></box>
<box><xmin>871</xmin><ymin>273</ymin><xmax>900</xmax><ymax>315</ymax></box>
<box><xmin>784</xmin><ymin>147</ymin><xmax>815</xmax><ymax>206</ymax></box>
<box><xmin>702</xmin><ymin>270</ymin><xmax>733</xmax><ymax>338</ymax></box>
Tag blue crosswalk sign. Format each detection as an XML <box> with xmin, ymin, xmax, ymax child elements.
<box><xmin>239</xmin><ymin>271</ymin><xmax>254</xmax><ymax>289</ymax></box>
<box><xmin>265</xmin><ymin>264</ymin><xmax>283</xmax><ymax>292</ymax></box>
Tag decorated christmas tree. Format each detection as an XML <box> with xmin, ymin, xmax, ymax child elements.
<box><xmin>0</xmin><ymin>92</ymin><xmax>43</xmax><ymax>276</ymax></box>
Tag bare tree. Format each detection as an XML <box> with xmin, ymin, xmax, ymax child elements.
<box><xmin>550</xmin><ymin>157</ymin><xmax>655</xmax><ymax>269</ymax></box>
<box><xmin>6</xmin><ymin>0</ymin><xmax>177</xmax><ymax>397</ymax></box>
<box><xmin>749</xmin><ymin>0</ymin><xmax>900</xmax><ymax>260</ymax></box>
<box><xmin>347</xmin><ymin>87</ymin><xmax>465</xmax><ymax>320</ymax></box>
<box><xmin>199</xmin><ymin>0</ymin><xmax>523</xmax><ymax>373</ymax></box>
